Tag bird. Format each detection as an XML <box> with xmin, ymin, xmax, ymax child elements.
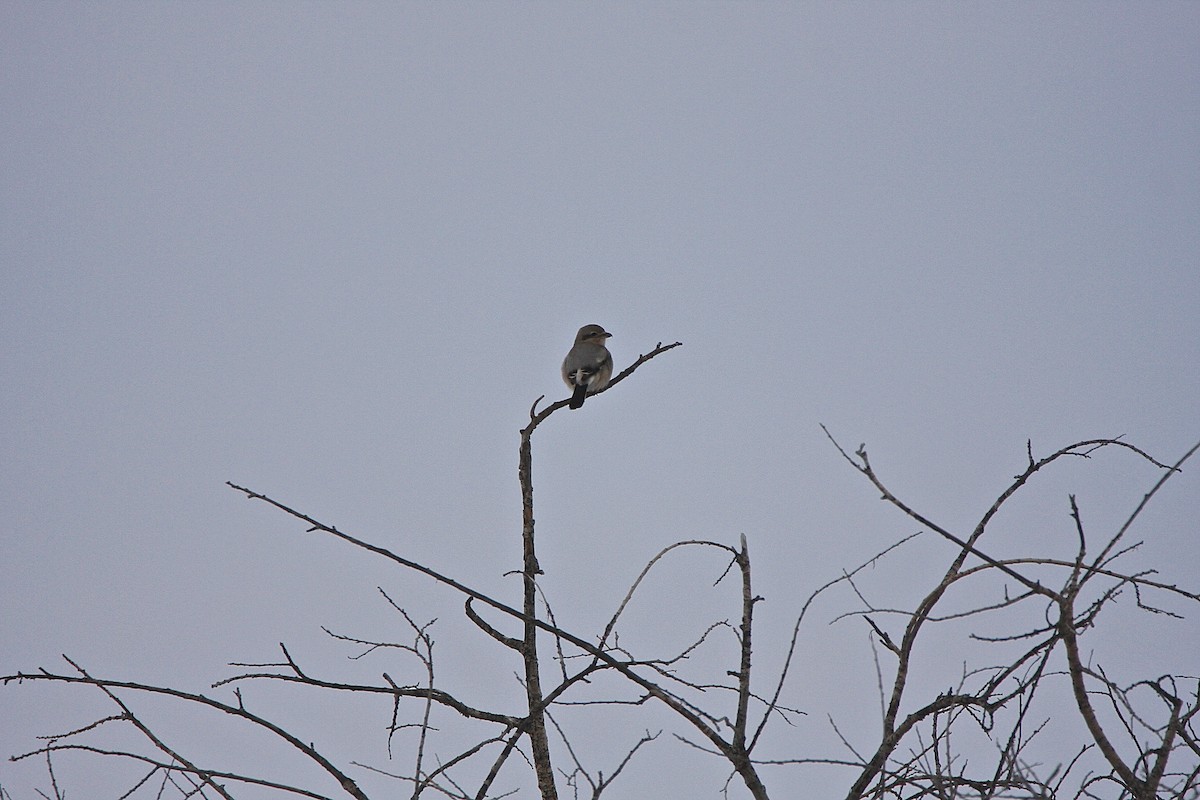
<box><xmin>561</xmin><ymin>324</ymin><xmax>613</xmax><ymax>409</ymax></box>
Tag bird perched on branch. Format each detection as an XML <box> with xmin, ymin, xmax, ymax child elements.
<box><xmin>561</xmin><ymin>324</ymin><xmax>613</xmax><ymax>409</ymax></box>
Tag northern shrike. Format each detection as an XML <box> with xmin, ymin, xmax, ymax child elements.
<box><xmin>561</xmin><ymin>324</ymin><xmax>613</xmax><ymax>409</ymax></box>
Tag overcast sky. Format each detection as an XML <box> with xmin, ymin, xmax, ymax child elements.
<box><xmin>2</xmin><ymin>4</ymin><xmax>1198</xmax><ymax>798</ymax></box>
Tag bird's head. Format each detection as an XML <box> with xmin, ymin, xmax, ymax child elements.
<box><xmin>576</xmin><ymin>324</ymin><xmax>612</xmax><ymax>344</ymax></box>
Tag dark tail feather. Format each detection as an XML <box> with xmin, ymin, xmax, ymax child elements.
<box><xmin>569</xmin><ymin>383</ymin><xmax>587</xmax><ymax>409</ymax></box>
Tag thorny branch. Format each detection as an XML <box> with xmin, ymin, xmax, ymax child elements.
<box><xmin>821</xmin><ymin>431</ymin><xmax>1200</xmax><ymax>800</ymax></box>
<box><xmin>6</xmin><ymin>656</ymin><xmax>370</xmax><ymax>800</ymax></box>
<box><xmin>4</xmin><ymin>401</ymin><xmax>1196</xmax><ymax>800</ymax></box>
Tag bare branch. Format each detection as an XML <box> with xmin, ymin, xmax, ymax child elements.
<box><xmin>7</xmin><ymin>654</ymin><xmax>370</xmax><ymax>800</ymax></box>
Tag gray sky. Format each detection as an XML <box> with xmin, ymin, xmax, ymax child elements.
<box><xmin>2</xmin><ymin>4</ymin><xmax>1198</xmax><ymax>797</ymax></box>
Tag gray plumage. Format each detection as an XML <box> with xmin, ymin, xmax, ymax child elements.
<box><xmin>561</xmin><ymin>324</ymin><xmax>613</xmax><ymax>409</ymax></box>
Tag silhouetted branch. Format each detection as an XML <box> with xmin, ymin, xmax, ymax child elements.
<box><xmin>7</xmin><ymin>654</ymin><xmax>369</xmax><ymax>800</ymax></box>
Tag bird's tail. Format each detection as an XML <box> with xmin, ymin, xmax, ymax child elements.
<box><xmin>569</xmin><ymin>383</ymin><xmax>588</xmax><ymax>409</ymax></box>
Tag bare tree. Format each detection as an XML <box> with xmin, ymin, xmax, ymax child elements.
<box><xmin>816</xmin><ymin>430</ymin><xmax>1200</xmax><ymax>800</ymax></box>
<box><xmin>4</xmin><ymin>340</ymin><xmax>1198</xmax><ymax>799</ymax></box>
